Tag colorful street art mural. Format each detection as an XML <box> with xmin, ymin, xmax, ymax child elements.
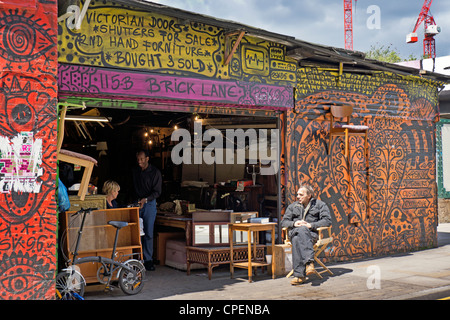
<box><xmin>57</xmin><ymin>1</ymin><xmax>445</xmax><ymax>264</ymax></box>
<box><xmin>289</xmin><ymin>67</ymin><xmax>442</xmax><ymax>261</ymax></box>
<box><xmin>0</xmin><ymin>0</ymin><xmax>442</xmax><ymax>300</ymax></box>
<box><xmin>57</xmin><ymin>0</ymin><xmax>297</xmax><ymax>85</ymax></box>
<box><xmin>0</xmin><ymin>0</ymin><xmax>58</xmax><ymax>299</ymax></box>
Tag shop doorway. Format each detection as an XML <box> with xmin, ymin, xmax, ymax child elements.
<box><xmin>58</xmin><ymin>103</ymin><xmax>282</xmax><ymax>223</ymax></box>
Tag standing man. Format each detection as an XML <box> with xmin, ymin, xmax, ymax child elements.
<box><xmin>132</xmin><ymin>149</ymin><xmax>162</xmax><ymax>271</ymax></box>
<box><xmin>281</xmin><ymin>183</ymin><xmax>332</xmax><ymax>285</ymax></box>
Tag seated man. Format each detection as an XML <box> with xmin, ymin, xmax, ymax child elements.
<box><xmin>281</xmin><ymin>183</ymin><xmax>332</xmax><ymax>285</ymax></box>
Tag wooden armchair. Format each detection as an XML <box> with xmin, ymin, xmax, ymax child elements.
<box><xmin>328</xmin><ymin>105</ymin><xmax>368</xmax><ymax>159</ymax></box>
<box><xmin>57</xmin><ymin>103</ymin><xmax>97</xmax><ymax>201</ymax></box>
<box><xmin>283</xmin><ymin>226</ymin><xmax>333</xmax><ymax>279</ymax></box>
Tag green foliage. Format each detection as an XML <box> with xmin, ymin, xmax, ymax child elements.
<box><xmin>365</xmin><ymin>44</ymin><xmax>418</xmax><ymax>63</ymax></box>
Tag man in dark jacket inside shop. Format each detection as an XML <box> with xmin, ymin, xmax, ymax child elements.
<box><xmin>281</xmin><ymin>183</ymin><xmax>332</xmax><ymax>285</ymax></box>
<box><xmin>132</xmin><ymin>149</ymin><xmax>162</xmax><ymax>271</ymax></box>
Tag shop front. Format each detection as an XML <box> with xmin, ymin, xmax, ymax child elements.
<box><xmin>53</xmin><ymin>0</ymin><xmax>299</xmax><ymax>290</ymax></box>
<box><xmin>0</xmin><ymin>0</ymin><xmax>449</xmax><ymax>299</ymax></box>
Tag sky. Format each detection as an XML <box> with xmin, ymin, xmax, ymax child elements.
<box><xmin>150</xmin><ymin>0</ymin><xmax>450</xmax><ymax>60</ymax></box>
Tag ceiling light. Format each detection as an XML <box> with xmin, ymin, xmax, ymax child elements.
<box><xmin>65</xmin><ymin>115</ymin><xmax>109</xmax><ymax>122</ymax></box>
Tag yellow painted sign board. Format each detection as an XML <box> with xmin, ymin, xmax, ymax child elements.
<box><xmin>58</xmin><ymin>1</ymin><xmax>296</xmax><ymax>84</ymax></box>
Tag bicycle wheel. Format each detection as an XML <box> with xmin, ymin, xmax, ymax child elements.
<box><xmin>55</xmin><ymin>270</ymin><xmax>85</xmax><ymax>300</ymax></box>
<box><xmin>118</xmin><ymin>260</ymin><xmax>145</xmax><ymax>295</ymax></box>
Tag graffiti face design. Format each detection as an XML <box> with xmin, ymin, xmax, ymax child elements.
<box><xmin>0</xmin><ymin>252</ymin><xmax>53</xmax><ymax>300</ymax></box>
<box><xmin>0</xmin><ymin>9</ymin><xmax>54</xmax><ymax>63</ymax></box>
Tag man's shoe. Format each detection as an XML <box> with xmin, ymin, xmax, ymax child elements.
<box><xmin>306</xmin><ymin>262</ymin><xmax>316</xmax><ymax>276</ymax></box>
<box><xmin>290</xmin><ymin>277</ymin><xmax>306</xmax><ymax>286</ymax></box>
<box><xmin>144</xmin><ymin>260</ymin><xmax>155</xmax><ymax>271</ymax></box>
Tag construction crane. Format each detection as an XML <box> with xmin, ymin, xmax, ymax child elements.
<box><xmin>406</xmin><ymin>0</ymin><xmax>441</xmax><ymax>59</ymax></box>
<box><xmin>344</xmin><ymin>0</ymin><xmax>353</xmax><ymax>50</ymax></box>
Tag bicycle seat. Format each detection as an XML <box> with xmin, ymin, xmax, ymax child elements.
<box><xmin>108</xmin><ymin>221</ymin><xmax>128</xmax><ymax>229</ymax></box>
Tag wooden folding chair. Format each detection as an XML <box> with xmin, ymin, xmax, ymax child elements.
<box><xmin>57</xmin><ymin>103</ymin><xmax>97</xmax><ymax>201</ymax></box>
<box><xmin>283</xmin><ymin>226</ymin><xmax>334</xmax><ymax>279</ymax></box>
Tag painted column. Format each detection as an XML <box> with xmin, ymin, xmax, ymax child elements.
<box><xmin>0</xmin><ymin>0</ymin><xmax>58</xmax><ymax>299</ymax></box>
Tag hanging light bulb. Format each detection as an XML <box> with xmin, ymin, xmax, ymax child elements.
<box><xmin>194</xmin><ymin>112</ymin><xmax>202</xmax><ymax>121</ymax></box>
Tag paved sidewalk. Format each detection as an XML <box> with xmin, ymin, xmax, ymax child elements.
<box><xmin>84</xmin><ymin>223</ymin><xmax>450</xmax><ymax>300</ymax></box>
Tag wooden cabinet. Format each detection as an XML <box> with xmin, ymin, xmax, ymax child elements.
<box><xmin>190</xmin><ymin>211</ymin><xmax>259</xmax><ymax>246</ymax></box>
<box><xmin>60</xmin><ymin>207</ymin><xmax>142</xmax><ymax>283</ymax></box>
<box><xmin>230</xmin><ymin>212</ymin><xmax>258</xmax><ymax>244</ymax></box>
<box><xmin>192</xmin><ymin>222</ymin><xmax>230</xmax><ymax>246</ymax></box>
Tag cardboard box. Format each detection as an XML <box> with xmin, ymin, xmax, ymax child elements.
<box><xmin>267</xmin><ymin>244</ymin><xmax>293</xmax><ymax>276</ymax></box>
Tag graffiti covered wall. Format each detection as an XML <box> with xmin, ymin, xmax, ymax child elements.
<box><xmin>289</xmin><ymin>67</ymin><xmax>442</xmax><ymax>261</ymax></box>
<box><xmin>57</xmin><ymin>0</ymin><xmax>445</xmax><ymax>265</ymax></box>
<box><xmin>0</xmin><ymin>0</ymin><xmax>58</xmax><ymax>299</ymax></box>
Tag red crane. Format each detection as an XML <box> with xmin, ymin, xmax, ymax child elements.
<box><xmin>406</xmin><ymin>0</ymin><xmax>441</xmax><ymax>58</ymax></box>
<box><xmin>344</xmin><ymin>0</ymin><xmax>353</xmax><ymax>50</ymax></box>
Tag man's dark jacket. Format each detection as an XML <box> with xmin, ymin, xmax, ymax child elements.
<box><xmin>132</xmin><ymin>164</ymin><xmax>162</xmax><ymax>202</ymax></box>
<box><xmin>281</xmin><ymin>198</ymin><xmax>332</xmax><ymax>238</ymax></box>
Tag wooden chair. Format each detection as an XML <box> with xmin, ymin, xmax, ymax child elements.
<box><xmin>328</xmin><ymin>105</ymin><xmax>371</xmax><ymax>216</ymax></box>
<box><xmin>328</xmin><ymin>105</ymin><xmax>369</xmax><ymax>160</ymax></box>
<box><xmin>283</xmin><ymin>226</ymin><xmax>333</xmax><ymax>279</ymax></box>
<box><xmin>57</xmin><ymin>103</ymin><xmax>97</xmax><ymax>201</ymax></box>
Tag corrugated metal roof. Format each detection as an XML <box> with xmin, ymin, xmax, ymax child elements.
<box><xmin>112</xmin><ymin>0</ymin><xmax>450</xmax><ymax>83</ymax></box>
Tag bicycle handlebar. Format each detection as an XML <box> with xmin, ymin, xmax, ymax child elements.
<box><xmin>71</xmin><ymin>207</ymin><xmax>98</xmax><ymax>217</ymax></box>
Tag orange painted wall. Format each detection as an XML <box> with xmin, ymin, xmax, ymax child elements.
<box><xmin>287</xmin><ymin>67</ymin><xmax>442</xmax><ymax>261</ymax></box>
<box><xmin>0</xmin><ymin>0</ymin><xmax>58</xmax><ymax>299</ymax></box>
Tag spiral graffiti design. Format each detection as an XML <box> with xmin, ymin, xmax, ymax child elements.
<box><xmin>4</xmin><ymin>23</ymin><xmax>35</xmax><ymax>56</ymax></box>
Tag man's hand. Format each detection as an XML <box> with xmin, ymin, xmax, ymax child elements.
<box><xmin>294</xmin><ymin>220</ymin><xmax>311</xmax><ymax>228</ymax></box>
<box><xmin>139</xmin><ymin>198</ymin><xmax>147</xmax><ymax>208</ymax></box>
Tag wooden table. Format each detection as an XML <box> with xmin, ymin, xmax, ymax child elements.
<box><xmin>155</xmin><ymin>213</ymin><xmax>192</xmax><ymax>245</ymax></box>
<box><xmin>228</xmin><ymin>222</ymin><xmax>276</xmax><ymax>282</ymax></box>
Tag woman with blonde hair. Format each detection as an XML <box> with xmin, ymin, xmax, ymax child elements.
<box><xmin>102</xmin><ymin>180</ymin><xmax>120</xmax><ymax>209</ymax></box>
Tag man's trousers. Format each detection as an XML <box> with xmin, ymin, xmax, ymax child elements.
<box><xmin>140</xmin><ymin>199</ymin><xmax>157</xmax><ymax>262</ymax></box>
<box><xmin>290</xmin><ymin>226</ymin><xmax>318</xmax><ymax>277</ymax></box>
